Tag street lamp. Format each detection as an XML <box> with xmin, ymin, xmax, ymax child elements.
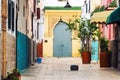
<box><xmin>64</xmin><ymin>0</ymin><xmax>72</xmax><ymax>8</ymax></box>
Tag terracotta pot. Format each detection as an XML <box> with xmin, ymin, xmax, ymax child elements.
<box><xmin>16</xmin><ymin>75</ymin><xmax>21</xmax><ymax>80</ymax></box>
<box><xmin>82</xmin><ymin>52</ymin><xmax>91</xmax><ymax>64</ymax></box>
<box><xmin>100</xmin><ymin>52</ymin><xmax>111</xmax><ymax>67</ymax></box>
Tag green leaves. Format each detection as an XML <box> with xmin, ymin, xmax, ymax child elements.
<box><xmin>67</xmin><ymin>18</ymin><xmax>99</xmax><ymax>40</ymax></box>
<box><xmin>67</xmin><ymin>17</ymin><xmax>99</xmax><ymax>52</ymax></box>
<box><xmin>92</xmin><ymin>6</ymin><xmax>105</xmax><ymax>13</ymax></box>
<box><xmin>100</xmin><ymin>37</ymin><xmax>109</xmax><ymax>52</ymax></box>
<box><xmin>109</xmin><ymin>0</ymin><xmax>117</xmax><ymax>7</ymax></box>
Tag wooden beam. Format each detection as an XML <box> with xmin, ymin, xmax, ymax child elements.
<box><xmin>1</xmin><ymin>0</ymin><xmax>7</xmax><ymax>79</ymax></box>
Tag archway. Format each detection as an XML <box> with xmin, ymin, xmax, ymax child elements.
<box><xmin>53</xmin><ymin>21</ymin><xmax>72</xmax><ymax>57</ymax></box>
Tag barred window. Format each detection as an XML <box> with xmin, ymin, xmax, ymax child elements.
<box><xmin>8</xmin><ymin>0</ymin><xmax>15</xmax><ymax>32</ymax></box>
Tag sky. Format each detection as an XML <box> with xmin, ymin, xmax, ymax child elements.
<box><xmin>43</xmin><ymin>0</ymin><xmax>84</xmax><ymax>7</ymax></box>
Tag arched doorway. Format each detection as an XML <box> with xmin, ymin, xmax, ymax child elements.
<box><xmin>53</xmin><ymin>21</ymin><xmax>72</xmax><ymax>57</ymax></box>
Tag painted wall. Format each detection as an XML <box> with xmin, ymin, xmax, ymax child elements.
<box><xmin>27</xmin><ymin>0</ymin><xmax>33</xmax><ymax>39</ymax></box>
<box><xmin>90</xmin><ymin>0</ymin><xmax>102</xmax><ymax>12</ymax></box>
<box><xmin>17</xmin><ymin>0</ymin><xmax>27</xmax><ymax>34</ymax></box>
<box><xmin>6</xmin><ymin>33</ymin><xmax>16</xmax><ymax>72</ymax></box>
<box><xmin>101</xmin><ymin>0</ymin><xmax>112</xmax><ymax>7</ymax></box>
<box><xmin>43</xmin><ymin>9</ymin><xmax>81</xmax><ymax>57</ymax></box>
<box><xmin>17</xmin><ymin>0</ymin><xmax>30</xmax><ymax>70</ymax></box>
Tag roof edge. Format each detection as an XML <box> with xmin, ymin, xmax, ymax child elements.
<box><xmin>44</xmin><ymin>6</ymin><xmax>81</xmax><ymax>10</ymax></box>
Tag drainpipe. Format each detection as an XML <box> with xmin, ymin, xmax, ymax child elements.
<box><xmin>1</xmin><ymin>0</ymin><xmax>7</xmax><ymax>79</ymax></box>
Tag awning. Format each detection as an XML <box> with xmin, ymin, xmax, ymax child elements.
<box><xmin>106</xmin><ymin>7</ymin><xmax>120</xmax><ymax>24</ymax></box>
<box><xmin>91</xmin><ymin>10</ymin><xmax>113</xmax><ymax>23</ymax></box>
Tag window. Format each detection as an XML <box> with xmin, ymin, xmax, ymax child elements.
<box><xmin>37</xmin><ymin>0</ymin><xmax>40</xmax><ymax>5</ymax></box>
<box><xmin>8</xmin><ymin>0</ymin><xmax>15</xmax><ymax>32</ymax></box>
<box><xmin>23</xmin><ymin>6</ymin><xmax>25</xmax><ymax>17</ymax></box>
<box><xmin>8</xmin><ymin>0</ymin><xmax>11</xmax><ymax>30</ymax></box>
<box><xmin>31</xmin><ymin>13</ymin><xmax>34</xmax><ymax>38</ymax></box>
<box><xmin>26</xmin><ymin>0</ymin><xmax>28</xmax><ymax>8</ymax></box>
<box><xmin>37</xmin><ymin>8</ymin><xmax>40</xmax><ymax>19</ymax></box>
<box><xmin>33</xmin><ymin>0</ymin><xmax>36</xmax><ymax>13</ymax></box>
<box><xmin>18</xmin><ymin>0</ymin><xmax>19</xmax><ymax>11</ymax></box>
<box><xmin>12</xmin><ymin>2</ymin><xmax>15</xmax><ymax>32</ymax></box>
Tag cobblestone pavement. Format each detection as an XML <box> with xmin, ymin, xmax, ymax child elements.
<box><xmin>21</xmin><ymin>57</ymin><xmax>120</xmax><ymax>80</ymax></box>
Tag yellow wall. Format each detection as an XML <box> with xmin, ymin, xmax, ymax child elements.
<box><xmin>90</xmin><ymin>0</ymin><xmax>101</xmax><ymax>12</ymax></box>
<box><xmin>43</xmin><ymin>10</ymin><xmax>81</xmax><ymax>57</ymax></box>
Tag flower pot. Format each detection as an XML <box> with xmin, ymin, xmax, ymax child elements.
<box><xmin>16</xmin><ymin>75</ymin><xmax>21</xmax><ymax>80</ymax></box>
<box><xmin>100</xmin><ymin>52</ymin><xmax>111</xmax><ymax>67</ymax></box>
<box><xmin>82</xmin><ymin>52</ymin><xmax>91</xmax><ymax>64</ymax></box>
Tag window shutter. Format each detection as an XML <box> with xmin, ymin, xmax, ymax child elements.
<box><xmin>37</xmin><ymin>8</ymin><xmax>40</xmax><ymax>19</ymax></box>
<box><xmin>8</xmin><ymin>0</ymin><xmax>11</xmax><ymax>30</ymax></box>
<box><xmin>33</xmin><ymin>0</ymin><xmax>36</xmax><ymax>13</ymax></box>
<box><xmin>12</xmin><ymin>2</ymin><xmax>15</xmax><ymax>32</ymax></box>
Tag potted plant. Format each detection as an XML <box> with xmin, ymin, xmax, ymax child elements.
<box><xmin>7</xmin><ymin>68</ymin><xmax>21</xmax><ymax>80</ymax></box>
<box><xmin>67</xmin><ymin>18</ymin><xmax>98</xmax><ymax>64</ymax></box>
<box><xmin>100</xmin><ymin>37</ymin><xmax>112</xmax><ymax>67</ymax></box>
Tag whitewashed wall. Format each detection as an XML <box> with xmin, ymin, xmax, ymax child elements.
<box><xmin>81</xmin><ymin>0</ymin><xmax>91</xmax><ymax>19</ymax></box>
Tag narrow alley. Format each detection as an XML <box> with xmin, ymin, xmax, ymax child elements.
<box><xmin>1</xmin><ymin>0</ymin><xmax>120</xmax><ymax>80</ymax></box>
<box><xmin>21</xmin><ymin>57</ymin><xmax>120</xmax><ymax>80</ymax></box>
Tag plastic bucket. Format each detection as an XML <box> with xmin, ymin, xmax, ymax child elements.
<box><xmin>37</xmin><ymin>58</ymin><xmax>42</xmax><ymax>63</ymax></box>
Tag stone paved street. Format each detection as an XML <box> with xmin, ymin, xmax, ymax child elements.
<box><xmin>21</xmin><ymin>57</ymin><xmax>120</xmax><ymax>80</ymax></box>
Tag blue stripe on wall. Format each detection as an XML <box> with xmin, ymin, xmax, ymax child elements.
<box><xmin>91</xmin><ymin>41</ymin><xmax>99</xmax><ymax>62</ymax></box>
<box><xmin>17</xmin><ymin>31</ymin><xmax>29</xmax><ymax>71</ymax></box>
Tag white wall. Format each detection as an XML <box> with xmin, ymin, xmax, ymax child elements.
<box><xmin>43</xmin><ymin>0</ymin><xmax>84</xmax><ymax>6</ymax></box>
<box><xmin>81</xmin><ymin>0</ymin><xmax>91</xmax><ymax>19</ymax></box>
<box><xmin>17</xmin><ymin>0</ymin><xmax>27</xmax><ymax>34</ymax></box>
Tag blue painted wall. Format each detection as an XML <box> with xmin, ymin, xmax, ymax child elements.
<box><xmin>91</xmin><ymin>41</ymin><xmax>99</xmax><ymax>62</ymax></box>
<box><xmin>17</xmin><ymin>31</ymin><xmax>29</xmax><ymax>71</ymax></box>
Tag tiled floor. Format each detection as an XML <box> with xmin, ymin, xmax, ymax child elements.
<box><xmin>21</xmin><ymin>57</ymin><xmax>120</xmax><ymax>80</ymax></box>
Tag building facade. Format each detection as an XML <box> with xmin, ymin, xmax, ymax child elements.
<box><xmin>90</xmin><ymin>0</ymin><xmax>120</xmax><ymax>69</ymax></box>
<box><xmin>0</xmin><ymin>1</ymin><xmax>41</xmax><ymax>77</ymax></box>
<box><xmin>16</xmin><ymin>0</ymin><xmax>41</xmax><ymax>70</ymax></box>
<box><xmin>0</xmin><ymin>0</ymin><xmax>16</xmax><ymax>78</ymax></box>
<box><xmin>42</xmin><ymin>0</ymin><xmax>83</xmax><ymax>57</ymax></box>
<box><xmin>43</xmin><ymin>7</ymin><xmax>81</xmax><ymax>57</ymax></box>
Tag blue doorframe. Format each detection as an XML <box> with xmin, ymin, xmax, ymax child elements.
<box><xmin>53</xmin><ymin>21</ymin><xmax>72</xmax><ymax>57</ymax></box>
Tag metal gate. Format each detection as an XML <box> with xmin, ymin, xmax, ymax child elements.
<box><xmin>53</xmin><ymin>22</ymin><xmax>72</xmax><ymax>57</ymax></box>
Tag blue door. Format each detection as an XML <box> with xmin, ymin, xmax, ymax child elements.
<box><xmin>53</xmin><ymin>22</ymin><xmax>72</xmax><ymax>57</ymax></box>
